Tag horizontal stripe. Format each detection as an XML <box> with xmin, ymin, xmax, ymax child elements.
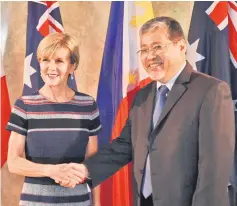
<box><xmin>22</xmin><ymin>182</ymin><xmax>89</xmax><ymax>197</ymax></box>
<box><xmin>20</xmin><ymin>92</ymin><xmax>93</xmax><ymax>100</ymax></box>
<box><xmin>27</xmin><ymin>122</ymin><xmax>101</xmax><ymax>134</ymax></box>
<box><xmin>12</xmin><ymin>106</ymin><xmax>27</xmax><ymax>119</ymax></box>
<box><xmin>25</xmin><ymin>177</ymin><xmax>60</xmax><ymax>185</ymax></box>
<box><xmin>90</xmin><ymin>125</ymin><xmax>102</xmax><ymax>133</ymax></box>
<box><xmin>19</xmin><ymin>199</ymin><xmax>91</xmax><ymax>206</ymax></box>
<box><xmin>8</xmin><ymin>117</ymin><xmax>101</xmax><ymax>135</ymax></box>
<box><xmin>26</xmin><ymin>103</ymin><xmax>95</xmax><ymax>113</ymax></box>
<box><xmin>26</xmin><ymin>111</ymin><xmax>99</xmax><ymax>120</ymax></box>
<box><xmin>74</xmin><ymin>95</ymin><xmax>93</xmax><ymax>101</ymax></box>
<box><xmin>71</xmin><ymin>100</ymin><xmax>93</xmax><ymax>105</ymax></box>
<box><xmin>26</xmin><ymin>156</ymin><xmax>84</xmax><ymax>164</ymax></box>
<box><xmin>6</xmin><ymin>125</ymin><xmax>27</xmax><ymax>136</ymax></box>
<box><xmin>24</xmin><ymin>99</ymin><xmax>57</xmax><ymax>104</ymax></box>
<box><xmin>23</xmin><ymin>99</ymin><xmax>94</xmax><ymax>106</ymax></box>
<box><xmin>7</xmin><ymin>122</ymin><xmax>27</xmax><ymax>132</ymax></box>
<box><xmin>21</xmin><ymin>95</ymin><xmax>44</xmax><ymax>100</ymax></box>
<box><xmin>89</xmin><ymin>117</ymin><xmax>101</xmax><ymax>130</ymax></box>
<box><xmin>21</xmin><ymin>94</ymin><xmax>94</xmax><ymax>102</ymax></box>
<box><xmin>28</xmin><ymin>118</ymin><xmax>100</xmax><ymax>130</ymax></box>
<box><xmin>20</xmin><ymin>199</ymin><xmax>91</xmax><ymax>206</ymax></box>
<box><xmin>91</xmin><ymin>109</ymin><xmax>99</xmax><ymax>120</ymax></box>
<box><xmin>24</xmin><ymin>177</ymin><xmax>95</xmax><ymax>187</ymax></box>
<box><xmin>28</xmin><ymin>128</ymin><xmax>90</xmax><ymax>133</ymax></box>
<box><xmin>9</xmin><ymin>113</ymin><xmax>27</xmax><ymax>126</ymax></box>
<box><xmin>20</xmin><ymin>193</ymin><xmax>90</xmax><ymax>203</ymax></box>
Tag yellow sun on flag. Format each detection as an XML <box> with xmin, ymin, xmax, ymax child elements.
<box><xmin>127</xmin><ymin>69</ymin><xmax>140</xmax><ymax>91</ymax></box>
<box><xmin>129</xmin><ymin>70</ymin><xmax>139</xmax><ymax>85</ymax></box>
<box><xmin>130</xmin><ymin>2</ymin><xmax>154</xmax><ymax>28</ymax></box>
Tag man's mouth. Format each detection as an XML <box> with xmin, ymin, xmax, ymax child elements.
<box><xmin>148</xmin><ymin>62</ymin><xmax>163</xmax><ymax>70</ymax></box>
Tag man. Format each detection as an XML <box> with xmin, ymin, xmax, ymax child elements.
<box><xmin>66</xmin><ymin>17</ymin><xmax>235</xmax><ymax>206</ymax></box>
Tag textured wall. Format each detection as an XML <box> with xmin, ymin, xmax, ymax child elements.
<box><xmin>1</xmin><ymin>2</ymin><xmax>194</xmax><ymax>205</ymax></box>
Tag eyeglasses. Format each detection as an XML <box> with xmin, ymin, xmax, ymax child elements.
<box><xmin>136</xmin><ymin>41</ymin><xmax>179</xmax><ymax>58</ymax></box>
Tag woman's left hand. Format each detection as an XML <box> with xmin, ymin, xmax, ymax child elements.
<box><xmin>57</xmin><ymin>162</ymin><xmax>88</xmax><ymax>188</ymax></box>
<box><xmin>58</xmin><ymin>180</ymin><xmax>77</xmax><ymax>188</ymax></box>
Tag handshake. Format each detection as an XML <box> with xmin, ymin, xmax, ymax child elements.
<box><xmin>45</xmin><ymin>163</ymin><xmax>89</xmax><ymax>188</ymax></box>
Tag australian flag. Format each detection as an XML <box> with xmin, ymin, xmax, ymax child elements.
<box><xmin>23</xmin><ymin>1</ymin><xmax>77</xmax><ymax>95</ymax></box>
<box><xmin>187</xmin><ymin>1</ymin><xmax>237</xmax><ymax>205</ymax></box>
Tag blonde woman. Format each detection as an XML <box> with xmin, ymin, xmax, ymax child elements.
<box><xmin>7</xmin><ymin>33</ymin><xmax>101</xmax><ymax>206</ymax></box>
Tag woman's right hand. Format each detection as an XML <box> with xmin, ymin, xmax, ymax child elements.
<box><xmin>46</xmin><ymin>163</ymin><xmax>82</xmax><ymax>186</ymax></box>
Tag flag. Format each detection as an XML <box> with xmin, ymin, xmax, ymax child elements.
<box><xmin>1</xmin><ymin>72</ymin><xmax>11</xmax><ymax>167</ymax></box>
<box><xmin>96</xmin><ymin>3</ymin><xmax>123</xmax><ymax>205</ymax></box>
<box><xmin>187</xmin><ymin>1</ymin><xmax>237</xmax><ymax>205</ymax></box>
<box><xmin>23</xmin><ymin>1</ymin><xmax>77</xmax><ymax>95</ymax></box>
<box><xmin>96</xmin><ymin>2</ymin><xmax>154</xmax><ymax>205</ymax></box>
<box><xmin>1</xmin><ymin>1</ymin><xmax>11</xmax><ymax>167</ymax></box>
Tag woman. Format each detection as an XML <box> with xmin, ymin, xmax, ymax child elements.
<box><xmin>7</xmin><ymin>33</ymin><xmax>101</xmax><ymax>206</ymax></box>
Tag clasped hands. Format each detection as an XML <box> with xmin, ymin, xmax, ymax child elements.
<box><xmin>47</xmin><ymin>163</ymin><xmax>88</xmax><ymax>188</ymax></box>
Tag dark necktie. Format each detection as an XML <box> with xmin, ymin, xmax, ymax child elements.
<box><xmin>142</xmin><ymin>85</ymin><xmax>169</xmax><ymax>198</ymax></box>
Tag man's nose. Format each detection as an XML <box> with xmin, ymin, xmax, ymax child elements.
<box><xmin>146</xmin><ymin>50</ymin><xmax>157</xmax><ymax>60</ymax></box>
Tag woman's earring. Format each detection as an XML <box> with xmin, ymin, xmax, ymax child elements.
<box><xmin>71</xmin><ymin>73</ymin><xmax>74</xmax><ymax>80</ymax></box>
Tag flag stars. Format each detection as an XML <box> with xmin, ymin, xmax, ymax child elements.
<box><xmin>24</xmin><ymin>53</ymin><xmax>37</xmax><ymax>88</ymax></box>
<box><xmin>186</xmin><ymin>38</ymin><xmax>205</xmax><ymax>71</ymax></box>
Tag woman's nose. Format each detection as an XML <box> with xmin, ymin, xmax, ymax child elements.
<box><xmin>47</xmin><ymin>60</ymin><xmax>57</xmax><ymax>71</ymax></box>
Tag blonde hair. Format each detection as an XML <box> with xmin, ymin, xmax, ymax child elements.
<box><xmin>37</xmin><ymin>33</ymin><xmax>79</xmax><ymax>69</ymax></box>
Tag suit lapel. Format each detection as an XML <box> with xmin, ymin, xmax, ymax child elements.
<box><xmin>142</xmin><ymin>82</ymin><xmax>157</xmax><ymax>141</ymax></box>
<box><xmin>152</xmin><ymin>61</ymin><xmax>193</xmax><ymax>133</ymax></box>
<box><xmin>135</xmin><ymin>82</ymin><xmax>156</xmax><ymax>172</ymax></box>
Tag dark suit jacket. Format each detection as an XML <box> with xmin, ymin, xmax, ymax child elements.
<box><xmin>84</xmin><ymin>62</ymin><xmax>235</xmax><ymax>206</ymax></box>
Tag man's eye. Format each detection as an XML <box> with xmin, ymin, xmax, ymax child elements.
<box><xmin>42</xmin><ymin>58</ymin><xmax>49</xmax><ymax>62</ymax></box>
<box><xmin>56</xmin><ymin>59</ymin><xmax>63</xmax><ymax>63</ymax></box>
<box><xmin>154</xmin><ymin>45</ymin><xmax>162</xmax><ymax>50</ymax></box>
<box><xmin>141</xmin><ymin>50</ymin><xmax>148</xmax><ymax>54</ymax></box>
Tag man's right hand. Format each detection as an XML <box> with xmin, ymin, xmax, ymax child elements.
<box><xmin>45</xmin><ymin>163</ymin><xmax>86</xmax><ymax>186</ymax></box>
<box><xmin>55</xmin><ymin>163</ymin><xmax>89</xmax><ymax>188</ymax></box>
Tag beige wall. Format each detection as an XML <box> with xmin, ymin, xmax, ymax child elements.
<box><xmin>1</xmin><ymin>1</ymin><xmax>194</xmax><ymax>205</ymax></box>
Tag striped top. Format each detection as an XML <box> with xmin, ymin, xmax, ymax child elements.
<box><xmin>6</xmin><ymin>91</ymin><xmax>102</xmax><ymax>205</ymax></box>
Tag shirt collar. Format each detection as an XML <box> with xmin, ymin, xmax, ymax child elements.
<box><xmin>156</xmin><ymin>61</ymin><xmax>186</xmax><ymax>91</ymax></box>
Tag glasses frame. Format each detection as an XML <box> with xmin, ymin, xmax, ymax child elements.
<box><xmin>136</xmin><ymin>39</ymin><xmax>181</xmax><ymax>58</ymax></box>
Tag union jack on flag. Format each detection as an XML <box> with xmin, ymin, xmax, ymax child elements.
<box><xmin>23</xmin><ymin>1</ymin><xmax>77</xmax><ymax>95</ymax></box>
<box><xmin>187</xmin><ymin>1</ymin><xmax>237</xmax><ymax>205</ymax></box>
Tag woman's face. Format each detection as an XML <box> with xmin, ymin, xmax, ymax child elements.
<box><xmin>40</xmin><ymin>47</ymin><xmax>75</xmax><ymax>87</ymax></box>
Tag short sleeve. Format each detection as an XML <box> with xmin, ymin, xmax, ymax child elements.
<box><xmin>89</xmin><ymin>100</ymin><xmax>102</xmax><ymax>136</ymax></box>
<box><xmin>6</xmin><ymin>98</ymin><xmax>28</xmax><ymax>136</ymax></box>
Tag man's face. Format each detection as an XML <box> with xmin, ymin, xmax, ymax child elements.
<box><xmin>139</xmin><ymin>26</ymin><xmax>186</xmax><ymax>83</ymax></box>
